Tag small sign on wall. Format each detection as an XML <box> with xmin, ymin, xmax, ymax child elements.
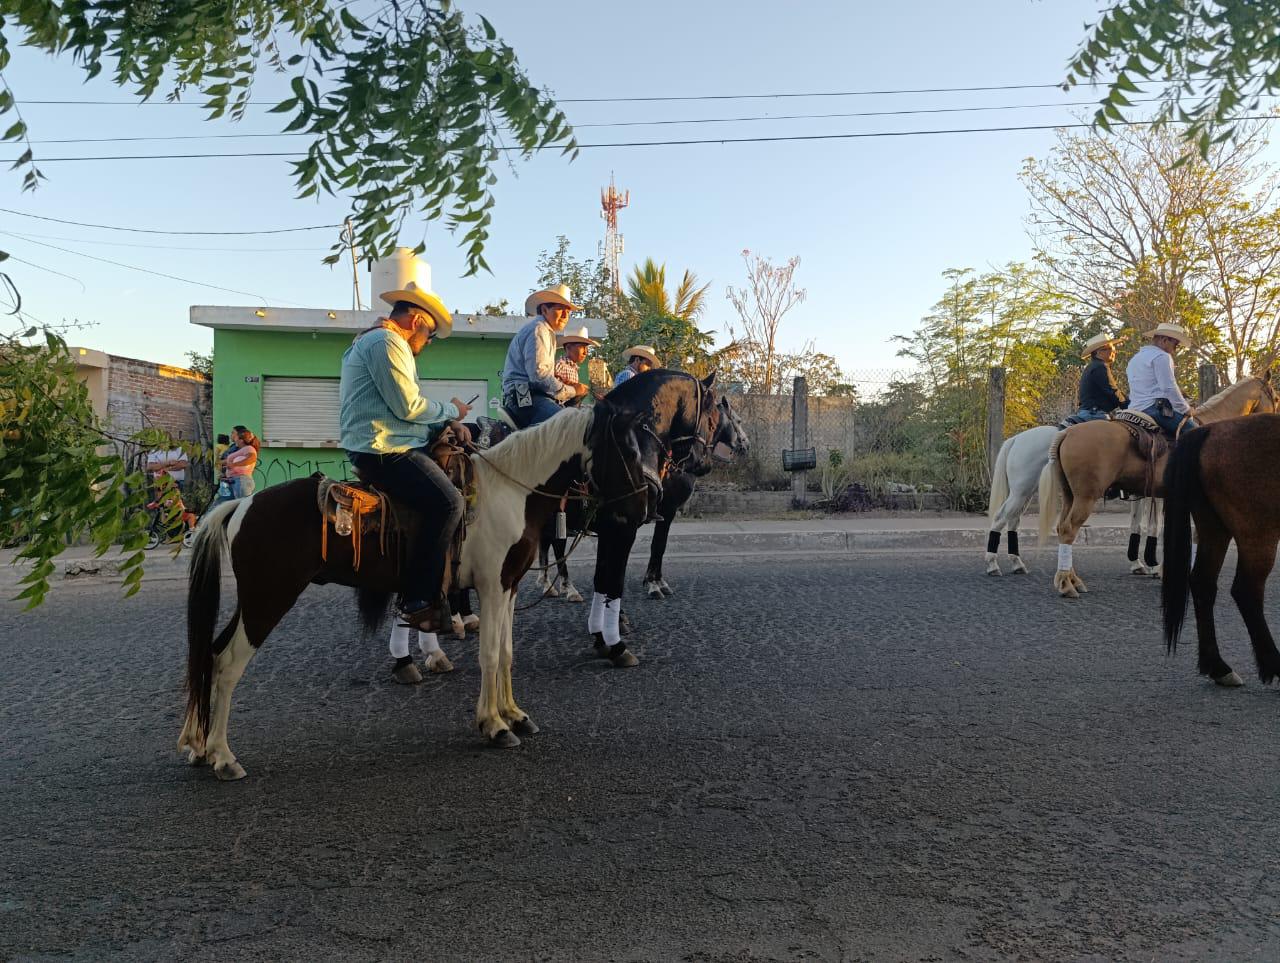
<box><xmin>244</xmin><ymin>375</ymin><xmax>261</xmax><ymax>383</ymax></box>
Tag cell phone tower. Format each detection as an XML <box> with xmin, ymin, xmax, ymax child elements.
<box><xmin>600</xmin><ymin>173</ymin><xmax>630</xmax><ymax>295</ymax></box>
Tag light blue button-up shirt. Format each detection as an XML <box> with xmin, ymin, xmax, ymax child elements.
<box><xmin>501</xmin><ymin>318</ymin><xmax>574</xmax><ymax>402</ymax></box>
<box><xmin>1126</xmin><ymin>344</ymin><xmax>1191</xmax><ymax>414</ymax></box>
<box><xmin>339</xmin><ymin>326</ymin><xmax>458</xmax><ymax>454</ymax></box>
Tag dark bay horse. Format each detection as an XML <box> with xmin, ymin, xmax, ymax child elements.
<box><xmin>1163</xmin><ymin>415</ymin><xmax>1280</xmax><ymax>688</ymax></box>
<box><xmin>180</xmin><ymin>402</ymin><xmax>661</xmax><ymax>780</ymax></box>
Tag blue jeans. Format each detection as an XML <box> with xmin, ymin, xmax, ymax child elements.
<box><xmin>505</xmin><ymin>390</ymin><xmax>562</xmax><ymax>429</ymax></box>
<box><xmin>1142</xmin><ymin>402</ymin><xmax>1199</xmax><ymax>438</ymax></box>
<box><xmin>232</xmin><ymin>475</ymin><xmax>255</xmax><ymax>498</ymax></box>
<box><xmin>1073</xmin><ymin>407</ymin><xmax>1110</xmax><ymax>422</ymax></box>
<box><xmin>347</xmin><ymin>447</ymin><xmax>464</xmax><ymax>605</ymax></box>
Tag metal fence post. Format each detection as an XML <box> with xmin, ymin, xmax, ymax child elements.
<box><xmin>791</xmin><ymin>376</ymin><xmax>808</xmax><ymax>508</ymax></box>
<box><xmin>986</xmin><ymin>366</ymin><xmax>1006</xmax><ymax>481</ymax></box>
<box><xmin>1197</xmin><ymin>363</ymin><xmax>1218</xmax><ymax>403</ymax></box>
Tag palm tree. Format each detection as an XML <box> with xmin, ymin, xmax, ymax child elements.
<box><xmin>627</xmin><ymin>258</ymin><xmax>710</xmax><ymax>321</ymax></box>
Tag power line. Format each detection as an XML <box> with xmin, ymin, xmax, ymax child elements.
<box><xmin>0</xmin><ymin>207</ymin><xmax>341</xmax><ymax>235</ymax></box>
<box><xmin>0</xmin><ymin>232</ymin><xmax>317</xmax><ymax>305</ymax></box>
<box><xmin>20</xmin><ymin>97</ymin><xmax>1177</xmax><ymax>145</ymax></box>
<box><xmin>5</xmin><ymin>116</ymin><xmax>1276</xmax><ymax>160</ymax></box>
<box><xmin>5</xmin><ymin>229</ymin><xmax>332</xmax><ymax>253</ymax></box>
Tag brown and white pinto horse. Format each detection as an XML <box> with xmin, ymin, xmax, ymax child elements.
<box><xmin>179</xmin><ymin>403</ymin><xmax>661</xmax><ymax>780</ymax></box>
<box><xmin>1038</xmin><ymin>373</ymin><xmax>1277</xmax><ymax>597</ymax></box>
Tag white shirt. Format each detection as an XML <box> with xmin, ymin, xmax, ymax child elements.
<box><xmin>1127</xmin><ymin>344</ymin><xmax>1191</xmax><ymax>414</ymax></box>
<box><xmin>146</xmin><ymin>448</ymin><xmax>186</xmax><ymax>482</ymax></box>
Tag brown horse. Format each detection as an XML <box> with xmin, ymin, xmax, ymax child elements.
<box><xmin>1163</xmin><ymin>415</ymin><xmax>1280</xmax><ymax>687</ymax></box>
<box><xmin>179</xmin><ymin>402</ymin><xmax>662</xmax><ymax>780</ymax></box>
<box><xmin>1038</xmin><ymin>373</ymin><xmax>1277</xmax><ymax>597</ymax></box>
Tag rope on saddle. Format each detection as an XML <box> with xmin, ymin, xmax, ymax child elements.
<box><xmin>316</xmin><ymin>478</ymin><xmax>388</xmax><ymax>571</ymax></box>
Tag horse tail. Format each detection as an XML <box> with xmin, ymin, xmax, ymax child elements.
<box><xmin>1162</xmin><ymin>426</ymin><xmax>1213</xmax><ymax>653</ymax></box>
<box><xmin>986</xmin><ymin>434</ymin><xmax>1014</xmax><ymax>526</ymax></box>
<box><xmin>1037</xmin><ymin>434</ymin><xmax>1065</xmax><ymax>548</ymax></box>
<box><xmin>185</xmin><ymin>501</ymin><xmax>240</xmax><ymax>734</ymax></box>
<box><xmin>356</xmin><ymin>587</ymin><xmax>393</xmax><ymax>635</ymax></box>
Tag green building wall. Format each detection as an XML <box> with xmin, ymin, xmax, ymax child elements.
<box><xmin>212</xmin><ymin>328</ymin><xmax>512</xmax><ymax>488</ymax></box>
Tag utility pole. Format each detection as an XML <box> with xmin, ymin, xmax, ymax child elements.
<box><xmin>343</xmin><ymin>218</ymin><xmax>362</xmax><ymax>311</ymax></box>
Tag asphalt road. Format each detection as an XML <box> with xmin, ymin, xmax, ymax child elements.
<box><xmin>3</xmin><ymin>549</ymin><xmax>1280</xmax><ymax>962</ymax></box>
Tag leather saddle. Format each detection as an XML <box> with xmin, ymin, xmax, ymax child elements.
<box><xmin>316</xmin><ymin>424</ymin><xmax>476</xmax><ymax>575</ymax></box>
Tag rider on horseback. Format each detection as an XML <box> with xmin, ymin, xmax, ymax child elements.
<box><xmin>339</xmin><ymin>281</ymin><xmax>471</xmax><ymax>632</ymax></box>
<box><xmin>554</xmin><ymin>326</ymin><xmax>600</xmax><ymax>401</ymax></box>
<box><xmin>612</xmin><ymin>345</ymin><xmax>659</xmax><ymax>386</ymax></box>
<box><xmin>1126</xmin><ymin>322</ymin><xmax>1199</xmax><ymax>439</ymax></box>
<box><xmin>501</xmin><ymin>284</ymin><xmax>590</xmax><ymax>428</ymax></box>
<box><xmin>1073</xmin><ymin>332</ymin><xmax>1127</xmax><ymax>422</ymax></box>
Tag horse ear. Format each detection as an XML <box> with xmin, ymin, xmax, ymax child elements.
<box><xmin>701</xmin><ymin>371</ymin><xmax>717</xmax><ymax>389</ymax></box>
<box><xmin>1265</xmin><ymin>368</ymin><xmax>1274</xmax><ymax>385</ymax></box>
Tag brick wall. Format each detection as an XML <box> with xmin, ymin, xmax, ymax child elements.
<box><xmin>105</xmin><ymin>355</ymin><xmax>212</xmax><ymax>444</ymax></box>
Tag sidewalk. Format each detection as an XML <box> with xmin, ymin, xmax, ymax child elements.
<box><xmin>0</xmin><ymin>512</ymin><xmax>1138</xmax><ymax>590</ymax></box>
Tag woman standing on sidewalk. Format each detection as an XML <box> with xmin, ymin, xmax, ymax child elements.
<box><xmin>222</xmin><ymin>426</ymin><xmax>259</xmax><ymax>499</ymax></box>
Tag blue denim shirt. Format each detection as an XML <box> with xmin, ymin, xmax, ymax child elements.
<box><xmin>501</xmin><ymin>318</ymin><xmax>574</xmax><ymax>402</ymax></box>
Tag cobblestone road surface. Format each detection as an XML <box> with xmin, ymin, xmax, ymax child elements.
<box><xmin>3</xmin><ymin>550</ymin><xmax>1279</xmax><ymax>961</ymax></box>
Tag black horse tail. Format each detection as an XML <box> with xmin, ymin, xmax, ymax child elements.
<box><xmin>186</xmin><ymin>501</ymin><xmax>240</xmax><ymax>734</ymax></box>
<box><xmin>356</xmin><ymin>587</ymin><xmax>393</xmax><ymax>635</ymax></box>
<box><xmin>1162</xmin><ymin>426</ymin><xmax>1214</xmax><ymax>653</ymax></box>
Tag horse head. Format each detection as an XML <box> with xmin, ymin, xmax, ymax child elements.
<box><xmin>710</xmin><ymin>392</ymin><xmax>750</xmax><ymax>463</ymax></box>
<box><xmin>1254</xmin><ymin>368</ymin><xmax>1278</xmax><ymax>413</ymax></box>
<box><xmin>585</xmin><ymin>397</ymin><xmax>666</xmax><ymax>527</ymax></box>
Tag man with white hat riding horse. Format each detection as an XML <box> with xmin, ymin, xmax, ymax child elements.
<box><xmin>501</xmin><ymin>283</ymin><xmax>590</xmax><ymax>428</ymax></box>
<box><xmin>1126</xmin><ymin>322</ymin><xmax>1199</xmax><ymax>438</ymax></box>
<box><xmin>1072</xmin><ymin>332</ymin><xmax>1128</xmax><ymax>422</ymax></box>
<box><xmin>339</xmin><ymin>281</ymin><xmax>471</xmax><ymax>632</ymax></box>
<box><xmin>612</xmin><ymin>345</ymin><xmax>659</xmax><ymax>386</ymax></box>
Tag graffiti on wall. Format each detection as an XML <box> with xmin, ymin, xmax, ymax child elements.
<box><xmin>254</xmin><ymin>456</ymin><xmax>355</xmax><ymax>488</ymax></box>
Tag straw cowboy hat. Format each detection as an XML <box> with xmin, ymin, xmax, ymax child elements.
<box><xmin>379</xmin><ymin>281</ymin><xmax>452</xmax><ymax>338</ymax></box>
<box><xmin>557</xmin><ymin>326</ymin><xmax>600</xmax><ymax>348</ymax></box>
<box><xmin>624</xmin><ymin>345</ymin><xmax>660</xmax><ymax>367</ymax></box>
<box><xmin>1080</xmin><ymin>332</ymin><xmax>1127</xmax><ymax>359</ymax></box>
<box><xmin>525</xmin><ymin>283</ymin><xmax>582</xmax><ymax>317</ymax></box>
<box><xmin>1144</xmin><ymin>322</ymin><xmax>1190</xmax><ymax>344</ymax></box>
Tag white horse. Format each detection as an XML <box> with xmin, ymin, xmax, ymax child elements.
<box><xmin>985</xmin><ymin>424</ymin><xmax>1161</xmax><ymax>577</ymax></box>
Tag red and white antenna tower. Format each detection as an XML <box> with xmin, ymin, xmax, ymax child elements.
<box><xmin>600</xmin><ymin>173</ymin><xmax>629</xmax><ymax>294</ymax></box>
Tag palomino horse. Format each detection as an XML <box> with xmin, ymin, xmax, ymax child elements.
<box><xmin>179</xmin><ymin>402</ymin><xmax>661</xmax><ymax>780</ymax></box>
<box><xmin>986</xmin><ymin>425</ymin><xmax>1163</xmax><ymax>577</ymax></box>
<box><xmin>1038</xmin><ymin>373</ymin><xmax>1277</xmax><ymax>597</ymax></box>
<box><xmin>1162</xmin><ymin>415</ymin><xmax>1280</xmax><ymax>687</ymax></box>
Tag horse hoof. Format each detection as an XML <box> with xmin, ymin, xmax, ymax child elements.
<box><xmin>646</xmin><ymin>586</ymin><xmax>664</xmax><ymax>600</ymax></box>
<box><xmin>185</xmin><ymin>749</ymin><xmax>208</xmax><ymax>767</ymax></box>
<box><xmin>986</xmin><ymin>564</ymin><xmax>1002</xmax><ymax>576</ymax></box>
<box><xmin>393</xmin><ymin>662</ymin><xmax>424</xmax><ymax>685</ymax></box>
<box><xmin>214</xmin><ymin>760</ymin><xmax>247</xmax><ymax>781</ymax></box>
<box><xmin>659</xmin><ymin>582</ymin><xmax>674</xmax><ymax>598</ymax></box>
<box><xmin>612</xmin><ymin>649</ymin><xmax>640</xmax><ymax>668</ymax></box>
<box><xmin>1214</xmin><ymin>670</ymin><xmax>1245</xmax><ymax>687</ymax></box>
<box><xmin>511</xmin><ymin>717</ymin><xmax>540</xmax><ymax>736</ymax></box>
<box><xmin>425</xmin><ymin>652</ymin><xmax>454</xmax><ymax>674</ymax></box>
<box><xmin>564</xmin><ymin>584</ymin><xmax>584</xmax><ymax>603</ymax></box>
<box><xmin>1131</xmin><ymin>564</ymin><xmax>1150</xmax><ymax>576</ymax></box>
<box><xmin>1009</xmin><ymin>559</ymin><xmax>1028</xmax><ymax>575</ymax></box>
<box><xmin>451</xmin><ymin>615</ymin><xmax>465</xmax><ymax>640</ymax></box>
<box><xmin>489</xmin><ymin>729</ymin><xmax>522</xmax><ymax>749</ymax></box>
<box><xmin>619</xmin><ymin>614</ymin><xmax>633</xmax><ymax>636</ymax></box>
<box><xmin>461</xmin><ymin>614</ymin><xmax>480</xmax><ymax>631</ymax></box>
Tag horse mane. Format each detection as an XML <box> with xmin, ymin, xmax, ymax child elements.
<box><xmin>474</xmin><ymin>406</ymin><xmax>592</xmax><ymax>479</ymax></box>
<box><xmin>1197</xmin><ymin>376</ymin><xmax>1260</xmax><ymax>416</ymax></box>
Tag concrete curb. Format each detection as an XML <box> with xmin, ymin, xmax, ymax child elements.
<box><xmin>2</xmin><ymin>523</ymin><xmax>1138</xmax><ymax>591</ymax></box>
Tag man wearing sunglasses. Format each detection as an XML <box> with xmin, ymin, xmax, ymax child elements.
<box><xmin>340</xmin><ymin>282</ymin><xmax>471</xmax><ymax>632</ymax></box>
<box><xmin>500</xmin><ymin>283</ymin><xmax>590</xmax><ymax>428</ymax></box>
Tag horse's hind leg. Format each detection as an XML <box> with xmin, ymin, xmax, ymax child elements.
<box><xmin>1054</xmin><ymin>491</ymin><xmax>1092</xmax><ymax>598</ymax></box>
<box><xmin>555</xmin><ymin>538</ymin><xmax>582</xmax><ymax>603</ymax></box>
<box><xmin>1144</xmin><ymin>497</ymin><xmax>1163</xmax><ymax>578</ymax></box>
<box><xmin>1229</xmin><ymin>536</ymin><xmax>1280</xmax><ymax>685</ymax></box>
<box><xmin>499</xmin><ymin>594</ymin><xmax>537</xmax><ymax>737</ymax></box>
<box><xmin>1005</xmin><ymin>493</ymin><xmax>1033</xmax><ymax>575</ymax></box>
<box><xmin>1128</xmin><ymin>498</ymin><xmax>1149</xmax><ymax>574</ymax></box>
<box><xmin>202</xmin><ymin>612</ymin><xmax>259</xmax><ymax>781</ymax></box>
<box><xmin>1189</xmin><ymin>516</ymin><xmax>1238</xmax><ymax>686</ymax></box>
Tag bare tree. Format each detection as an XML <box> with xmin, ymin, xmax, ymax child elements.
<box><xmin>1022</xmin><ymin>120</ymin><xmax>1280</xmax><ymax>380</ymax></box>
<box><xmin>724</xmin><ymin>250</ymin><xmax>807</xmax><ymax>395</ymax></box>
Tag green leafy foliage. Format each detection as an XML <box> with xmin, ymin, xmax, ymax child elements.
<box><xmin>1066</xmin><ymin>1</ymin><xmax>1280</xmax><ymax>153</ymax></box>
<box><xmin>0</xmin><ymin>1</ymin><xmax>576</xmax><ymax>275</ymax></box>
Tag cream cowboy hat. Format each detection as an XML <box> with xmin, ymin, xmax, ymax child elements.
<box><xmin>624</xmin><ymin>345</ymin><xmax>660</xmax><ymax>367</ymax></box>
<box><xmin>1144</xmin><ymin>322</ymin><xmax>1189</xmax><ymax>344</ymax></box>
<box><xmin>379</xmin><ymin>281</ymin><xmax>453</xmax><ymax>338</ymax></box>
<box><xmin>558</xmin><ymin>326</ymin><xmax>600</xmax><ymax>348</ymax></box>
<box><xmin>1080</xmin><ymin>332</ymin><xmax>1127</xmax><ymax>359</ymax></box>
<box><xmin>525</xmin><ymin>283</ymin><xmax>582</xmax><ymax>317</ymax></box>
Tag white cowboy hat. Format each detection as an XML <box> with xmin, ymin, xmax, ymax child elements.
<box><xmin>1144</xmin><ymin>322</ymin><xmax>1189</xmax><ymax>344</ymax></box>
<box><xmin>624</xmin><ymin>345</ymin><xmax>660</xmax><ymax>367</ymax></box>
<box><xmin>525</xmin><ymin>283</ymin><xmax>582</xmax><ymax>317</ymax></box>
<box><xmin>379</xmin><ymin>281</ymin><xmax>453</xmax><ymax>338</ymax></box>
<box><xmin>1080</xmin><ymin>332</ymin><xmax>1127</xmax><ymax>359</ymax></box>
<box><xmin>557</xmin><ymin>326</ymin><xmax>600</xmax><ymax>348</ymax></box>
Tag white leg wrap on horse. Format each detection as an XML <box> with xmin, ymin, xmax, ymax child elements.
<box><xmin>418</xmin><ymin>631</ymin><xmax>441</xmax><ymax>656</ymax></box>
<box><xmin>588</xmin><ymin>592</ymin><xmax>606</xmax><ymax>633</ymax></box>
<box><xmin>1057</xmin><ymin>543</ymin><xmax>1073</xmax><ymax>571</ymax></box>
<box><xmin>389</xmin><ymin>622</ymin><xmax>413</xmax><ymax>659</ymax></box>
<box><xmin>602</xmin><ymin>597</ymin><xmax>622</xmax><ymax>646</ymax></box>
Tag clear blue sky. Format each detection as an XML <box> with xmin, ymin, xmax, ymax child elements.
<box><xmin>0</xmin><ymin>1</ymin><xmax>1256</xmax><ymax>373</ymax></box>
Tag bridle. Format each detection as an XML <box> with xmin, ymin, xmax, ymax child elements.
<box><xmin>637</xmin><ymin>373</ymin><xmax>722</xmax><ymax>479</ymax></box>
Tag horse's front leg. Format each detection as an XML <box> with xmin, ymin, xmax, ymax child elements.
<box><xmin>1144</xmin><ymin>497</ymin><xmax>1163</xmax><ymax>578</ymax></box>
<box><xmin>498</xmin><ymin>593</ymin><xmax>539</xmax><ymax>737</ymax></box>
<box><xmin>590</xmin><ymin>522</ymin><xmax>640</xmax><ymax>667</ymax></box>
<box><xmin>475</xmin><ymin>582</ymin><xmax>519</xmax><ymax>747</ymax></box>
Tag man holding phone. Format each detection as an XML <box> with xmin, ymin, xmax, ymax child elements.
<box><xmin>500</xmin><ymin>283</ymin><xmax>590</xmax><ymax>428</ymax></box>
<box><xmin>339</xmin><ymin>281</ymin><xmax>471</xmax><ymax>632</ymax></box>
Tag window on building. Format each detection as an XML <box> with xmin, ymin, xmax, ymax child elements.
<box><xmin>261</xmin><ymin>377</ymin><xmax>489</xmax><ymax>447</ymax></box>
